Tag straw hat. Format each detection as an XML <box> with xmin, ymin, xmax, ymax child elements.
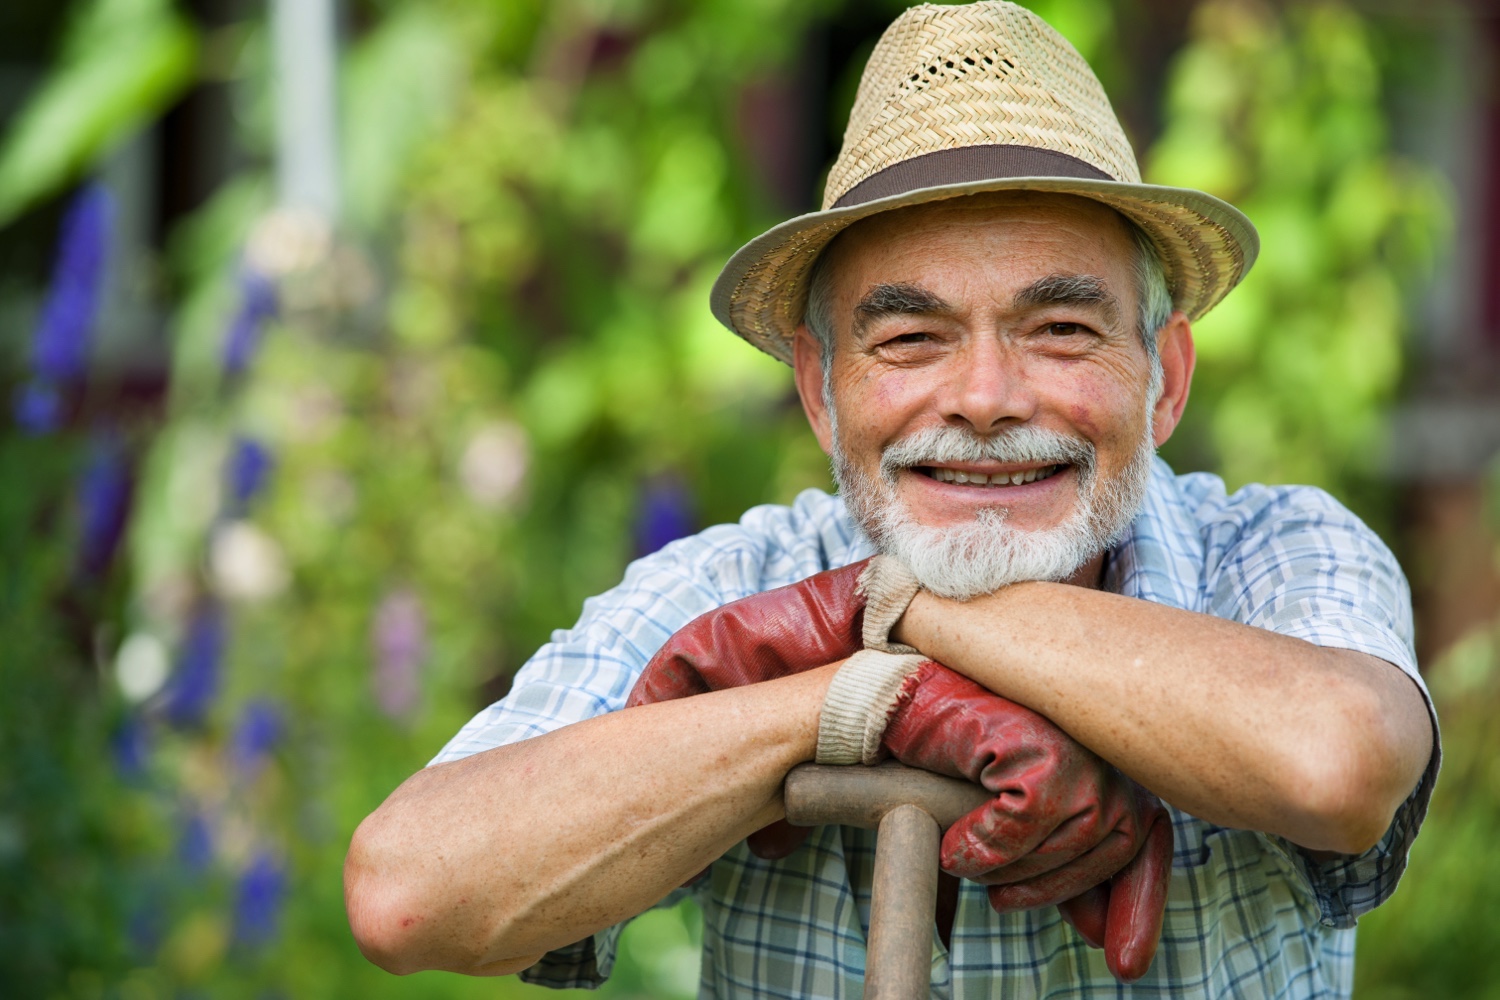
<box><xmin>710</xmin><ymin>0</ymin><xmax>1258</xmax><ymax>365</ymax></box>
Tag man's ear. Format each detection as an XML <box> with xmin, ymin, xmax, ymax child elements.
<box><xmin>1152</xmin><ymin>311</ymin><xmax>1195</xmax><ymax>447</ymax></box>
<box><xmin>792</xmin><ymin>325</ymin><xmax>834</xmax><ymax>457</ymax></box>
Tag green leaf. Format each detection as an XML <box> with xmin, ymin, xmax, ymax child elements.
<box><xmin>341</xmin><ymin>6</ymin><xmax>463</xmax><ymax>231</ymax></box>
<box><xmin>0</xmin><ymin>0</ymin><xmax>199</xmax><ymax>225</ymax></box>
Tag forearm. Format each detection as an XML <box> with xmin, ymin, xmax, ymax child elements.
<box><xmin>895</xmin><ymin>584</ymin><xmax>1431</xmax><ymax>853</ymax></box>
<box><xmin>344</xmin><ymin>664</ymin><xmax>838</xmax><ymax>975</ymax></box>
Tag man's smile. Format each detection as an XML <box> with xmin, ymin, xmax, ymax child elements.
<box><xmin>913</xmin><ymin>463</ymin><xmax>1066</xmax><ymax>487</ymax></box>
<box><xmin>893</xmin><ymin>460</ymin><xmax>1084</xmax><ymax>531</ymax></box>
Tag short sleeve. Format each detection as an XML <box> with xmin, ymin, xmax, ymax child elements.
<box><xmin>423</xmin><ymin>541</ymin><xmax>738</xmax><ymax>986</ymax></box>
<box><xmin>423</xmin><ymin>490</ymin><xmax>856</xmax><ymax>987</ymax></box>
<box><xmin>431</xmin><ymin>490</ymin><xmax>855</xmax><ymax>765</ymax></box>
<box><xmin>1261</xmin><ymin>783</ymin><xmax>1432</xmax><ymax>930</ymax></box>
<box><xmin>1205</xmin><ymin>486</ymin><xmax>1441</xmax><ymax>926</ymax></box>
<box><xmin>429</xmin><ymin>528</ymin><xmax>778</xmax><ymax>765</ymax></box>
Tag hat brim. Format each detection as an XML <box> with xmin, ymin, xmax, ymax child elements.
<box><xmin>710</xmin><ymin>175</ymin><xmax>1259</xmax><ymax>366</ymax></box>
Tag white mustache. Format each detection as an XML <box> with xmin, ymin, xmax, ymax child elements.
<box><xmin>879</xmin><ymin>425</ymin><xmax>1095</xmax><ymax>481</ymax></box>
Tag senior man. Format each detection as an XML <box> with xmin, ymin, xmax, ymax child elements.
<box><xmin>345</xmin><ymin>3</ymin><xmax>1438</xmax><ymax>996</ymax></box>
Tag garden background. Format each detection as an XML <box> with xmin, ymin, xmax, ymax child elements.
<box><xmin>3</xmin><ymin>0</ymin><xmax>1499</xmax><ymax>997</ymax></box>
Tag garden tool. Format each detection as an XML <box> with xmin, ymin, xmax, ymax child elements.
<box><xmin>783</xmin><ymin>760</ymin><xmax>989</xmax><ymax>1000</ymax></box>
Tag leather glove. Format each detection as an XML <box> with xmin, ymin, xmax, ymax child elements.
<box><xmin>625</xmin><ymin>557</ymin><xmax>916</xmax><ymax>857</ymax></box>
<box><xmin>818</xmin><ymin>650</ymin><xmax>1173</xmax><ymax>982</ymax></box>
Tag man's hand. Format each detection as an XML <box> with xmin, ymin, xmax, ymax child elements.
<box><xmin>818</xmin><ymin>651</ymin><xmax>1173</xmax><ymax>982</ymax></box>
<box><xmin>627</xmin><ymin>558</ymin><xmax>873</xmax><ymax>703</ymax></box>
<box><xmin>626</xmin><ymin>558</ymin><xmax>879</xmax><ymax>858</ymax></box>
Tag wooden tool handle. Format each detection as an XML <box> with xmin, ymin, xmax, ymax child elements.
<box><xmin>781</xmin><ymin>762</ymin><xmax>988</xmax><ymax>1000</ymax></box>
<box><xmin>783</xmin><ymin>760</ymin><xmax>990</xmax><ymax>829</ymax></box>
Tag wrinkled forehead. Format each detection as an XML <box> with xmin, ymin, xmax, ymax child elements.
<box><xmin>818</xmin><ymin>191</ymin><xmax>1139</xmax><ymax>293</ymax></box>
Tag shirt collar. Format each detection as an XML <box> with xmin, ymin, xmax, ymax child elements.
<box><xmin>1102</xmin><ymin>457</ymin><xmax>1206</xmax><ymax>613</ymax></box>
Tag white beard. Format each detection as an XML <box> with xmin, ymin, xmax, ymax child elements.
<box><xmin>830</xmin><ymin>415</ymin><xmax>1156</xmax><ymax>600</ymax></box>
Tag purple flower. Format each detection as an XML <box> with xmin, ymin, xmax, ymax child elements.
<box><xmin>230</xmin><ymin>700</ymin><xmax>282</xmax><ymax>774</ymax></box>
<box><xmin>75</xmin><ymin>432</ymin><xmax>133</xmax><ymax>577</ymax></box>
<box><xmin>110</xmin><ymin>714</ymin><xmax>151</xmax><ymax>778</ymax></box>
<box><xmin>177</xmin><ymin>810</ymin><xmax>213</xmax><ymax>872</ymax></box>
<box><xmin>161</xmin><ymin>606</ymin><xmax>224</xmax><ymax>728</ymax></box>
<box><xmin>225</xmin><ymin>437</ymin><xmax>274</xmax><ymax>515</ymax></box>
<box><xmin>634</xmin><ymin>474</ymin><xmax>696</xmax><ymax>557</ymax></box>
<box><xmin>233</xmin><ymin>851</ymin><xmax>286</xmax><ymax>948</ymax></box>
<box><xmin>32</xmin><ymin>184</ymin><xmax>112</xmax><ymax>383</ymax></box>
<box><xmin>372</xmin><ymin>588</ymin><xmax>426</xmax><ymax>719</ymax></box>
<box><xmin>12</xmin><ymin>184</ymin><xmax>113</xmax><ymax>433</ymax></box>
<box><xmin>13</xmin><ymin>379</ymin><xmax>63</xmax><ymax>434</ymax></box>
<box><xmin>222</xmin><ymin>269</ymin><xmax>278</xmax><ymax>376</ymax></box>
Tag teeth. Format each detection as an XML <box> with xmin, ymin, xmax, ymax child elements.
<box><xmin>926</xmin><ymin>465</ymin><xmax>1059</xmax><ymax>486</ymax></box>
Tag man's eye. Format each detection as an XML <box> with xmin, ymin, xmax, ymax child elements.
<box><xmin>890</xmin><ymin>332</ymin><xmax>932</xmax><ymax>345</ymax></box>
<box><xmin>1047</xmin><ymin>323</ymin><xmax>1086</xmax><ymax>336</ymax></box>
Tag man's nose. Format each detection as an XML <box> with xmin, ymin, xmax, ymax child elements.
<box><xmin>940</xmin><ymin>335</ymin><xmax>1037</xmax><ymax>433</ymax></box>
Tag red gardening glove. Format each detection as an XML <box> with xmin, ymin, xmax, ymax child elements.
<box><xmin>881</xmin><ymin>660</ymin><xmax>1173</xmax><ymax>982</ymax></box>
<box><xmin>625</xmin><ymin>558</ymin><xmax>875</xmax><ymax>858</ymax></box>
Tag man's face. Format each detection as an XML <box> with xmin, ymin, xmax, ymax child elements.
<box><xmin>793</xmin><ymin>192</ymin><xmax>1190</xmax><ymax>597</ymax></box>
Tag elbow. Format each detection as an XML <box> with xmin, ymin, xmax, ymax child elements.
<box><xmin>1291</xmin><ymin>778</ymin><xmax>1393</xmax><ymax>857</ymax></box>
<box><xmin>344</xmin><ymin>814</ymin><xmax>541</xmax><ymax>978</ymax></box>
<box><xmin>1285</xmin><ymin>711</ymin><xmax>1417</xmax><ymax>856</ymax></box>
<box><xmin>345</xmin><ymin>816</ymin><xmax>424</xmax><ymax>975</ymax></box>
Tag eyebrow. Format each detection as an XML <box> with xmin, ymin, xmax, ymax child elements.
<box><xmin>1012</xmin><ymin>273</ymin><xmax>1123</xmax><ymax>326</ymax></box>
<box><xmin>852</xmin><ymin>282</ymin><xmax>953</xmax><ymax>338</ymax></box>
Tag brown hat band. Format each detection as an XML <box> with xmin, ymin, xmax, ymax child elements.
<box><xmin>832</xmin><ymin>144</ymin><xmax>1115</xmax><ymax>210</ymax></box>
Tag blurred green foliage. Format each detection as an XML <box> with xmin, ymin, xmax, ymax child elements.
<box><xmin>1352</xmin><ymin>456</ymin><xmax>1500</xmax><ymax>999</ymax></box>
<box><xmin>0</xmin><ymin>0</ymin><xmax>199</xmax><ymax>225</ymax></box>
<box><xmin>0</xmin><ymin>0</ymin><xmax>1469</xmax><ymax>998</ymax></box>
<box><xmin>1355</xmin><ymin>613</ymin><xmax>1500</xmax><ymax>1000</ymax></box>
<box><xmin>1148</xmin><ymin>0</ymin><xmax>1448</xmax><ymax>511</ymax></box>
<box><xmin>7</xmin><ymin>0</ymin><xmax>835</xmax><ymax>996</ymax></box>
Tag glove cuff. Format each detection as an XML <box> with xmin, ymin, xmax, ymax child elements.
<box><xmin>858</xmin><ymin>555</ymin><xmax>922</xmax><ymax>653</ymax></box>
<box><xmin>817</xmin><ymin>650</ymin><xmax>928</xmax><ymax>765</ymax></box>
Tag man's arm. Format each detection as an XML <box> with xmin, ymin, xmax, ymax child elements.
<box><xmin>894</xmin><ymin>584</ymin><xmax>1432</xmax><ymax>855</ymax></box>
<box><xmin>344</xmin><ymin>664</ymin><xmax>838</xmax><ymax>976</ymax></box>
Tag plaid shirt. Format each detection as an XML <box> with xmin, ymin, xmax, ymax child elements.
<box><xmin>435</xmin><ymin>459</ymin><xmax>1439</xmax><ymax>999</ymax></box>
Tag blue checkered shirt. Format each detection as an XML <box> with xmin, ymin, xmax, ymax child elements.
<box><xmin>434</xmin><ymin>459</ymin><xmax>1439</xmax><ymax>998</ymax></box>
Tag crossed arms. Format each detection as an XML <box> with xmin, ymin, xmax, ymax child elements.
<box><xmin>343</xmin><ymin>579</ymin><xmax>1432</xmax><ymax>976</ymax></box>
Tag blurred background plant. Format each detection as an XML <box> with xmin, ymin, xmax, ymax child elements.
<box><xmin>1</xmin><ymin>0</ymin><xmax>1495</xmax><ymax>997</ymax></box>
<box><xmin>1351</xmin><ymin>454</ymin><xmax>1500</xmax><ymax>1000</ymax></box>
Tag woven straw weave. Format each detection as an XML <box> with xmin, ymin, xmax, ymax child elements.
<box><xmin>828</xmin><ymin>1</ymin><xmax>1138</xmax><ymax>207</ymax></box>
<box><xmin>710</xmin><ymin>1</ymin><xmax>1259</xmax><ymax>365</ymax></box>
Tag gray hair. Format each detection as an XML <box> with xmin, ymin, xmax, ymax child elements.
<box><xmin>804</xmin><ymin>216</ymin><xmax>1174</xmax><ymax>393</ymax></box>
